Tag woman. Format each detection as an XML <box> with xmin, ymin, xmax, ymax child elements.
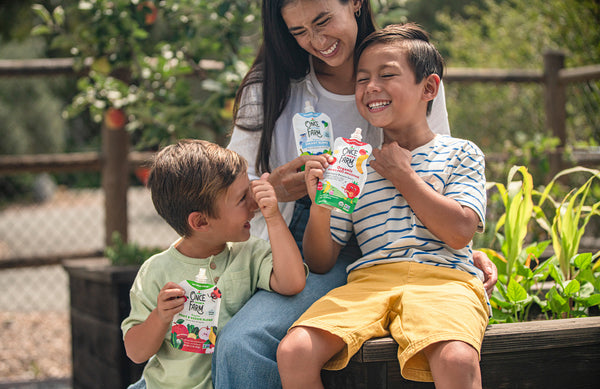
<box><xmin>216</xmin><ymin>1</ymin><xmax>496</xmax><ymax>388</ymax></box>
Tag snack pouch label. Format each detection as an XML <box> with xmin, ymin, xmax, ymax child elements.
<box><xmin>293</xmin><ymin>101</ymin><xmax>333</xmax><ymax>157</ymax></box>
<box><xmin>170</xmin><ymin>279</ymin><xmax>221</xmax><ymax>354</ymax></box>
<box><xmin>315</xmin><ymin>128</ymin><xmax>372</xmax><ymax>214</ymax></box>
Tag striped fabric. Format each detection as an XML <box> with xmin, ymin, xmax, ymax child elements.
<box><xmin>331</xmin><ymin>135</ymin><xmax>487</xmax><ymax>281</ymax></box>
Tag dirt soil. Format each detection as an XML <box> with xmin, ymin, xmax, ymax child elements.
<box><xmin>0</xmin><ymin>312</ymin><xmax>71</xmax><ymax>382</ymax></box>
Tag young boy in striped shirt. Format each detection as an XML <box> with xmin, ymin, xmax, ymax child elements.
<box><xmin>277</xmin><ymin>23</ymin><xmax>490</xmax><ymax>389</ymax></box>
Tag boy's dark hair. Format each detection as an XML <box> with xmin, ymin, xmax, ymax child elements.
<box><xmin>355</xmin><ymin>23</ymin><xmax>444</xmax><ymax>115</ymax></box>
<box><xmin>148</xmin><ymin>139</ymin><xmax>247</xmax><ymax>237</ymax></box>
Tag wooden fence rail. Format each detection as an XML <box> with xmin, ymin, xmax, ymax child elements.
<box><xmin>1</xmin><ymin>51</ymin><xmax>600</xmax><ymax>268</ymax></box>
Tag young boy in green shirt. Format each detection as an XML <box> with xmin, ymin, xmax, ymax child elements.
<box><xmin>121</xmin><ymin>139</ymin><xmax>305</xmax><ymax>389</ymax></box>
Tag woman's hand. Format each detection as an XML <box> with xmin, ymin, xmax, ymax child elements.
<box><xmin>269</xmin><ymin>155</ymin><xmax>331</xmax><ymax>202</ymax></box>
<box><xmin>473</xmin><ymin>250</ymin><xmax>498</xmax><ymax>297</ymax></box>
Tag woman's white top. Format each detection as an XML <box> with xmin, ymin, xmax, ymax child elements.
<box><xmin>228</xmin><ymin>58</ymin><xmax>450</xmax><ymax>240</ymax></box>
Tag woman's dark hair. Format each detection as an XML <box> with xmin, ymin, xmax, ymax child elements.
<box><xmin>232</xmin><ymin>0</ymin><xmax>376</xmax><ymax>174</ymax></box>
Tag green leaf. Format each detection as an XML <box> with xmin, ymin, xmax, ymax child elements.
<box><xmin>31</xmin><ymin>25</ymin><xmax>51</xmax><ymax>36</ymax></box>
<box><xmin>564</xmin><ymin>279</ymin><xmax>580</xmax><ymax>296</ymax></box>
<box><xmin>132</xmin><ymin>28</ymin><xmax>148</xmax><ymax>39</ymax></box>
<box><xmin>506</xmin><ymin>278</ymin><xmax>528</xmax><ymax>302</ymax></box>
<box><xmin>584</xmin><ymin>294</ymin><xmax>600</xmax><ymax>307</ymax></box>
<box><xmin>31</xmin><ymin>4</ymin><xmax>52</xmax><ymax>25</ymax></box>
<box><xmin>490</xmin><ymin>295</ymin><xmax>513</xmax><ymax>310</ymax></box>
<box><xmin>52</xmin><ymin>6</ymin><xmax>65</xmax><ymax>27</ymax></box>
<box><xmin>574</xmin><ymin>253</ymin><xmax>593</xmax><ymax>270</ymax></box>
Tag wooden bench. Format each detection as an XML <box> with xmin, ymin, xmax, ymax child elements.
<box><xmin>321</xmin><ymin>316</ymin><xmax>600</xmax><ymax>389</ymax></box>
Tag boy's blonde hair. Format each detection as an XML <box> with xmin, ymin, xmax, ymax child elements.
<box><xmin>148</xmin><ymin>139</ymin><xmax>247</xmax><ymax>237</ymax></box>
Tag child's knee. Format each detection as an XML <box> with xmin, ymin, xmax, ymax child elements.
<box><xmin>425</xmin><ymin>340</ymin><xmax>479</xmax><ymax>370</ymax></box>
<box><xmin>277</xmin><ymin>328</ymin><xmax>308</xmax><ymax>368</ymax></box>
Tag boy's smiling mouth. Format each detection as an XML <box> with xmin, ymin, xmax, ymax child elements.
<box><xmin>367</xmin><ymin>100</ymin><xmax>391</xmax><ymax>111</ymax></box>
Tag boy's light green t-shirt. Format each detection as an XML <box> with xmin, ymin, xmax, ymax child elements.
<box><xmin>121</xmin><ymin>237</ymin><xmax>274</xmax><ymax>389</ymax></box>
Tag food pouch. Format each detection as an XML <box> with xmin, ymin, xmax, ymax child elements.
<box><xmin>170</xmin><ymin>268</ymin><xmax>221</xmax><ymax>354</ymax></box>
<box><xmin>293</xmin><ymin>100</ymin><xmax>334</xmax><ymax>158</ymax></box>
<box><xmin>315</xmin><ymin>128</ymin><xmax>372</xmax><ymax>214</ymax></box>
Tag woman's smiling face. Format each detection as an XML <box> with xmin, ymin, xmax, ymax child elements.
<box><xmin>281</xmin><ymin>0</ymin><xmax>361</xmax><ymax>69</ymax></box>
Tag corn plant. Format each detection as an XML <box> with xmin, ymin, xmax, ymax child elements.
<box><xmin>489</xmin><ymin>166</ymin><xmax>539</xmax><ymax>279</ymax></box>
<box><xmin>532</xmin><ymin>167</ymin><xmax>600</xmax><ymax>318</ymax></box>
<box><xmin>482</xmin><ymin>166</ymin><xmax>551</xmax><ymax>322</ymax></box>
<box><xmin>535</xmin><ymin>166</ymin><xmax>600</xmax><ymax>280</ymax></box>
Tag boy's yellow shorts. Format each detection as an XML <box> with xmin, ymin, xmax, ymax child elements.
<box><xmin>290</xmin><ymin>261</ymin><xmax>489</xmax><ymax>382</ymax></box>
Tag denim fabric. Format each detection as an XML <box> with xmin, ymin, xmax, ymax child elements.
<box><xmin>212</xmin><ymin>198</ymin><xmax>361</xmax><ymax>389</ymax></box>
<box><xmin>127</xmin><ymin>376</ymin><xmax>146</xmax><ymax>389</ymax></box>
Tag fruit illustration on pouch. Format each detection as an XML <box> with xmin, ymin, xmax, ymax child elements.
<box><xmin>172</xmin><ymin>322</ymin><xmax>188</xmax><ymax>339</ymax></box>
<box><xmin>314</xmin><ymin>128</ymin><xmax>372</xmax><ymax>214</ymax></box>
<box><xmin>356</xmin><ymin>150</ymin><xmax>369</xmax><ymax>174</ymax></box>
<box><xmin>345</xmin><ymin>182</ymin><xmax>360</xmax><ymax>200</ymax></box>
<box><xmin>171</xmin><ymin>321</ymin><xmax>189</xmax><ymax>349</ymax></box>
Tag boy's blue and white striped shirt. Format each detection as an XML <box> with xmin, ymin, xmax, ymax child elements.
<box><xmin>331</xmin><ymin>135</ymin><xmax>487</xmax><ymax>282</ymax></box>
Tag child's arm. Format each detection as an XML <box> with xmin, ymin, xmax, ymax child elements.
<box><xmin>252</xmin><ymin>173</ymin><xmax>305</xmax><ymax>295</ymax></box>
<box><xmin>302</xmin><ymin>158</ymin><xmax>342</xmax><ymax>273</ymax></box>
<box><xmin>371</xmin><ymin>142</ymin><xmax>479</xmax><ymax>249</ymax></box>
<box><xmin>123</xmin><ymin>282</ymin><xmax>185</xmax><ymax>363</ymax></box>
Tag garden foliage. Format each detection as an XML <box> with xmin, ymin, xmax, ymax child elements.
<box><xmin>482</xmin><ymin>165</ymin><xmax>600</xmax><ymax>323</ymax></box>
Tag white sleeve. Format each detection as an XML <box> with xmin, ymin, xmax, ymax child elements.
<box><xmin>428</xmin><ymin>81</ymin><xmax>451</xmax><ymax>136</ymax></box>
<box><xmin>226</xmin><ymin>83</ymin><xmax>263</xmax><ymax>181</ymax></box>
<box><xmin>227</xmin><ymin>126</ymin><xmax>262</xmax><ymax>181</ymax></box>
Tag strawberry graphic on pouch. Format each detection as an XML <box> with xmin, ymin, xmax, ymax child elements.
<box><xmin>345</xmin><ymin>182</ymin><xmax>360</xmax><ymax>199</ymax></box>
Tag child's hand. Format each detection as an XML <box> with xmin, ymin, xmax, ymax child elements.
<box><xmin>370</xmin><ymin>142</ymin><xmax>412</xmax><ymax>184</ymax></box>
<box><xmin>304</xmin><ymin>155</ymin><xmax>331</xmax><ymax>203</ymax></box>
<box><xmin>156</xmin><ymin>282</ymin><xmax>185</xmax><ymax>324</ymax></box>
<box><xmin>251</xmin><ymin>172</ymin><xmax>279</xmax><ymax>220</ymax></box>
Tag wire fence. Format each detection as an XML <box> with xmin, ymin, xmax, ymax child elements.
<box><xmin>0</xmin><ymin>175</ymin><xmax>177</xmax><ymax>383</ymax></box>
<box><xmin>0</xmin><ymin>182</ymin><xmax>178</xmax><ymax>311</ymax></box>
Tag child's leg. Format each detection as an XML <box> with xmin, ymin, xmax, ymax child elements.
<box><xmin>277</xmin><ymin>326</ymin><xmax>345</xmax><ymax>389</ymax></box>
<box><xmin>423</xmin><ymin>340</ymin><xmax>481</xmax><ymax>389</ymax></box>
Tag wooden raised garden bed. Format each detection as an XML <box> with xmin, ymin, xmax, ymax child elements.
<box><xmin>63</xmin><ymin>258</ymin><xmax>144</xmax><ymax>389</ymax></box>
<box><xmin>63</xmin><ymin>258</ymin><xmax>600</xmax><ymax>389</ymax></box>
<box><xmin>322</xmin><ymin>316</ymin><xmax>600</xmax><ymax>388</ymax></box>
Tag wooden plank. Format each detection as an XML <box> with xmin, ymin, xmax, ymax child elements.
<box><xmin>480</xmin><ymin>316</ymin><xmax>600</xmax><ymax>353</ymax></box>
<box><xmin>71</xmin><ymin>343</ymin><xmax>126</xmax><ymax>389</ymax></box>
<box><xmin>0</xmin><ymin>57</ymin><xmax>223</xmax><ymax>78</ymax></box>
<box><xmin>445</xmin><ymin>68</ymin><xmax>543</xmax><ymax>83</ymax></box>
<box><xmin>332</xmin><ymin>317</ymin><xmax>600</xmax><ymax>388</ymax></box>
<box><xmin>480</xmin><ymin>343</ymin><xmax>600</xmax><ymax>388</ymax></box>
<box><xmin>0</xmin><ymin>151</ymin><xmax>154</xmax><ymax>175</ymax></box>
<box><xmin>65</xmin><ymin>262</ymin><xmax>138</xmax><ymax>323</ymax></box>
<box><xmin>70</xmin><ymin>310</ymin><xmax>124</xmax><ymax>366</ymax></box>
<box><xmin>559</xmin><ymin>64</ymin><xmax>600</xmax><ymax>83</ymax></box>
<box><xmin>0</xmin><ymin>58</ymin><xmax>85</xmax><ymax>76</ymax></box>
<box><xmin>0</xmin><ymin>250</ymin><xmax>103</xmax><ymax>269</ymax></box>
<box><xmin>354</xmin><ymin>316</ymin><xmax>600</xmax><ymax>362</ymax></box>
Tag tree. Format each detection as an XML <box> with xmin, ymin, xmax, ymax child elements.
<box><xmin>433</xmin><ymin>0</ymin><xmax>600</xmax><ymax>181</ymax></box>
<box><xmin>32</xmin><ymin>0</ymin><xmax>262</xmax><ymax>149</ymax></box>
